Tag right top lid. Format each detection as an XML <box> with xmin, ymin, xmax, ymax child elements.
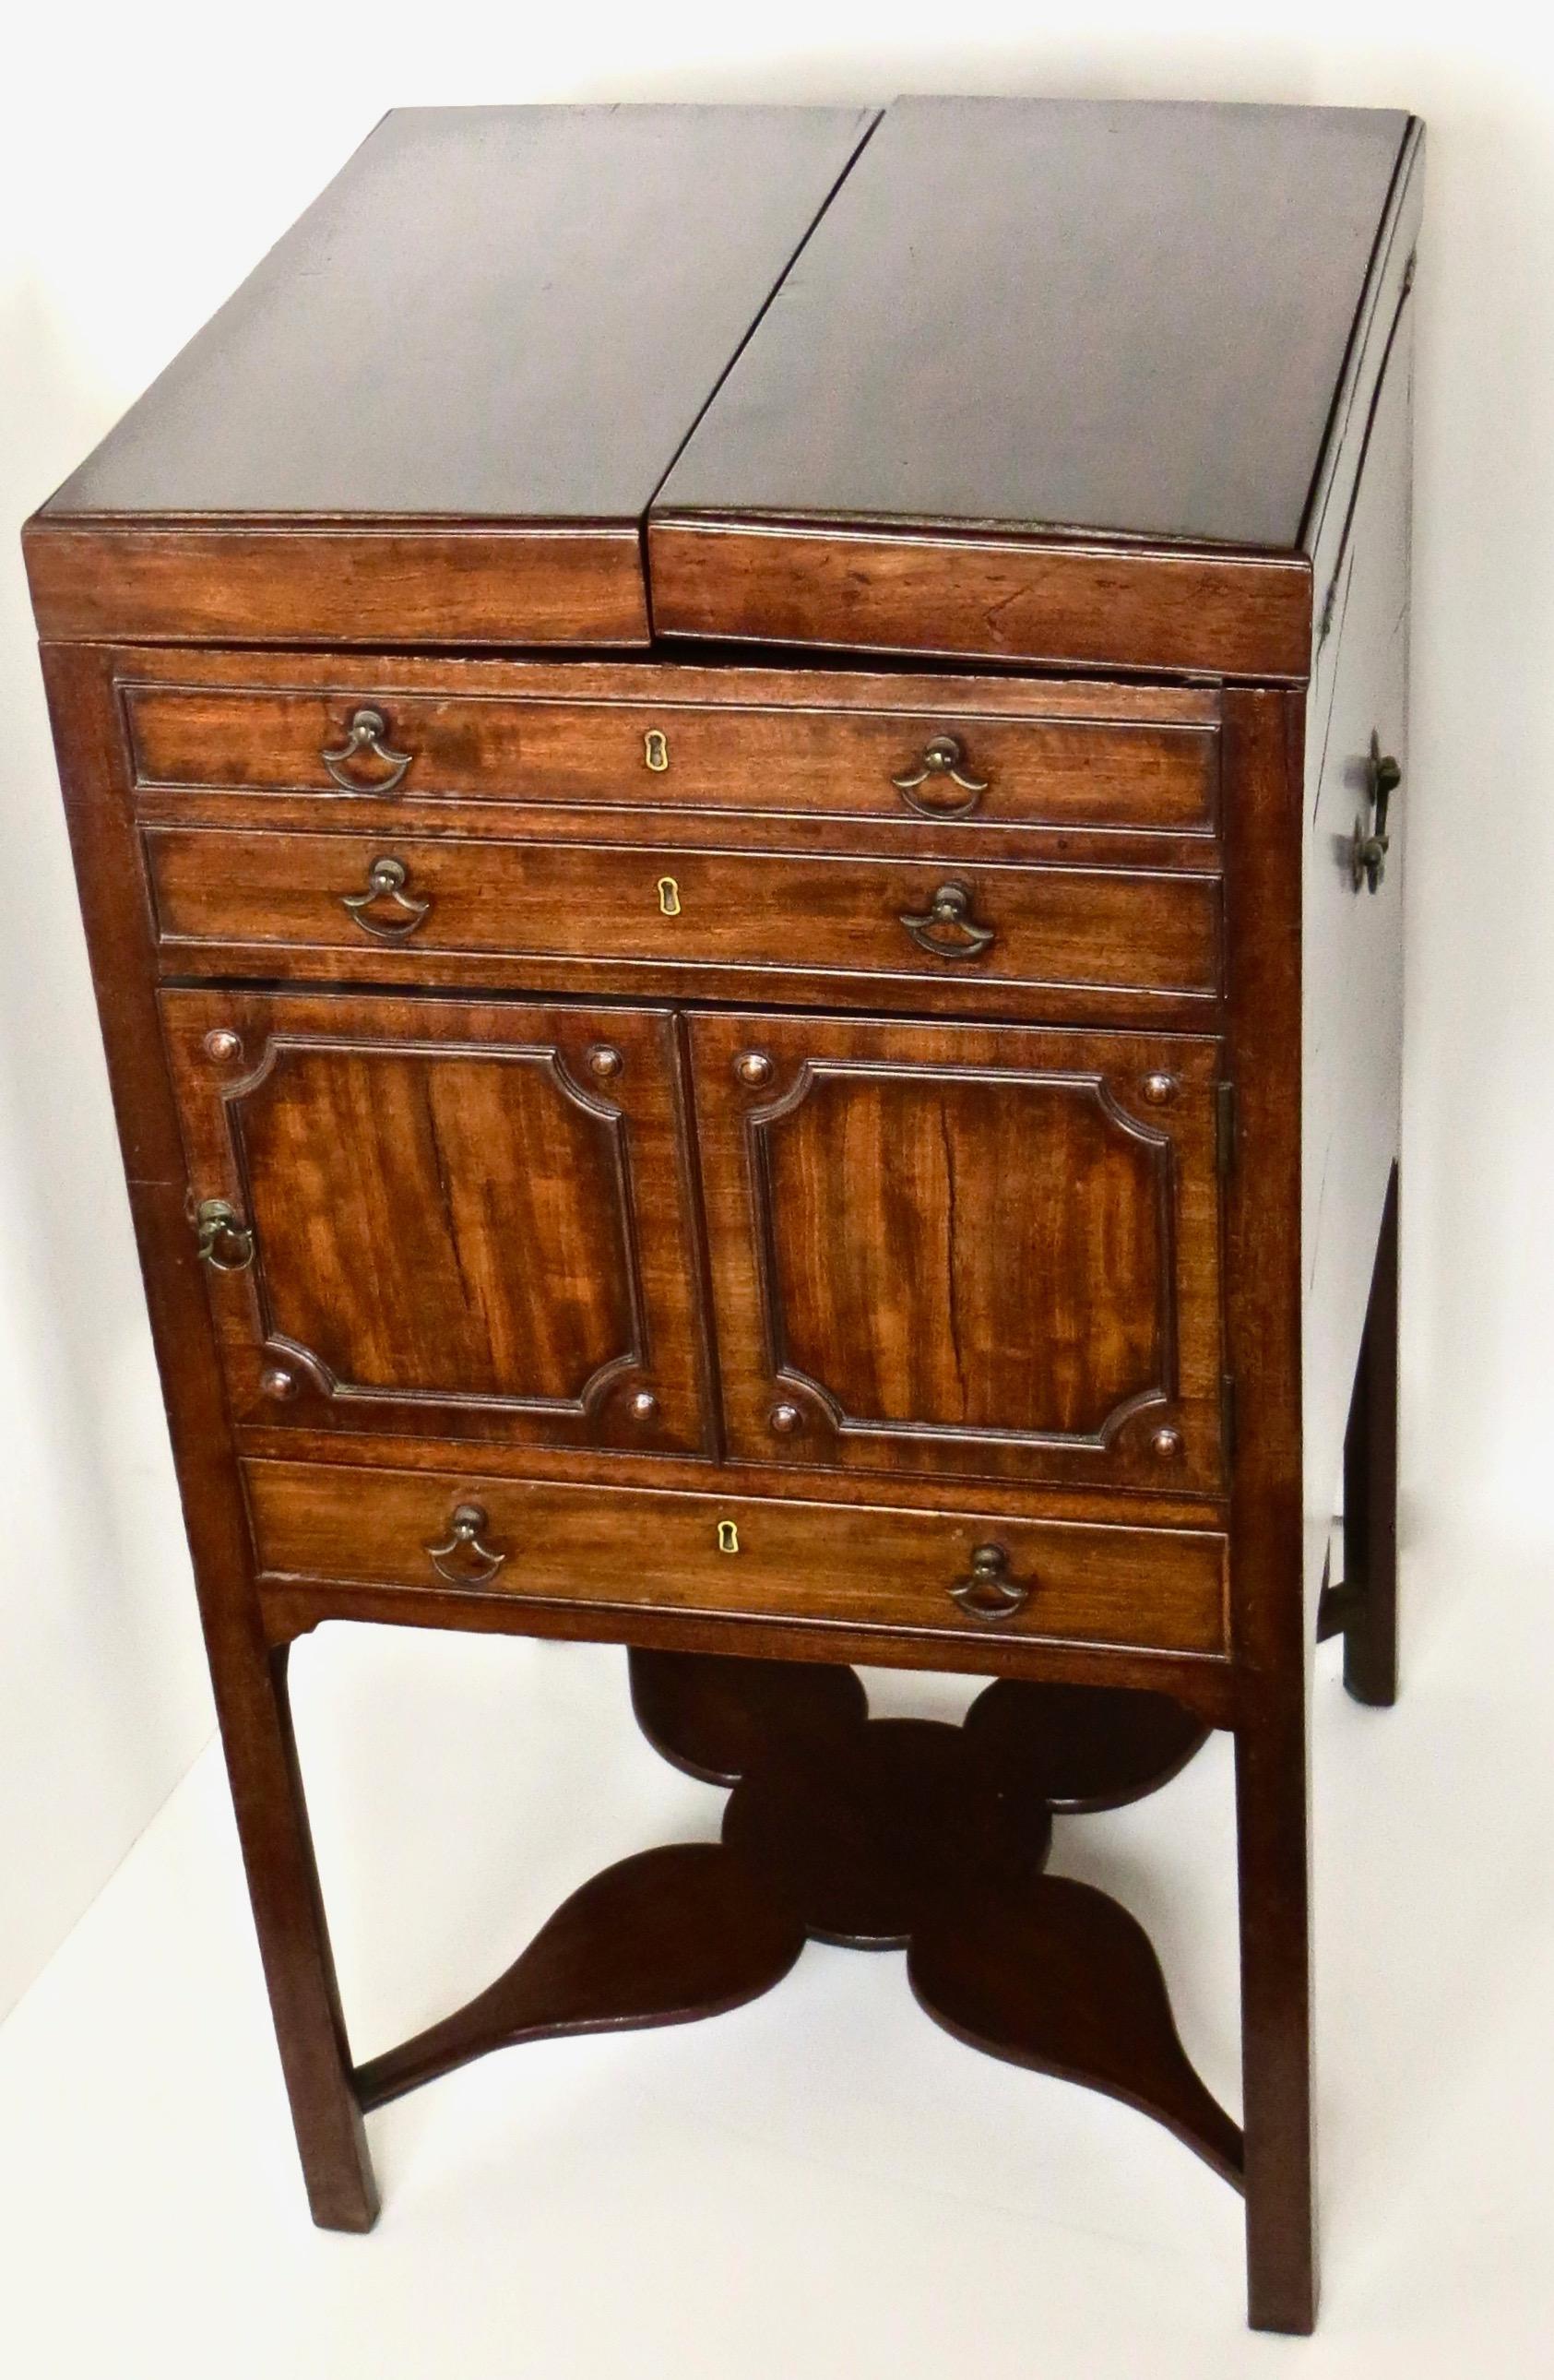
<box><xmin>651</xmin><ymin>97</ymin><xmax>1417</xmax><ymax>679</ymax></box>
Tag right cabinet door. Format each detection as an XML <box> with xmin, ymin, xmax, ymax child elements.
<box><xmin>689</xmin><ymin>1012</ymin><xmax>1225</xmax><ymax>1494</ymax></box>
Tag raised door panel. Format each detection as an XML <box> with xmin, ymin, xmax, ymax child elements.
<box><xmin>160</xmin><ymin>990</ymin><xmax>707</xmax><ymax>1451</ymax></box>
<box><xmin>690</xmin><ymin>1012</ymin><xmax>1224</xmax><ymax>1493</ymax></box>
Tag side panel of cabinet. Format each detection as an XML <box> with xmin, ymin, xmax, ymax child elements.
<box><xmin>689</xmin><ymin>1009</ymin><xmax>1225</xmax><ymax>1493</ymax></box>
<box><xmin>159</xmin><ymin>989</ymin><xmax>710</xmax><ymax>1453</ymax></box>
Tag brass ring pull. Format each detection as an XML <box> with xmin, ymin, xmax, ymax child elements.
<box><xmin>891</xmin><ymin>733</ymin><xmax>989</xmax><ymax>819</ymax></box>
<box><xmin>949</xmin><ymin>1543</ymin><xmax>1030</xmax><ymax>1621</ymax></box>
<box><xmin>321</xmin><ymin>707</ymin><xmax>412</xmax><ymax>793</ymax></box>
<box><xmin>194</xmin><ymin>1198</ymin><xmax>255</xmax><ymax>1273</ymax></box>
<box><xmin>898</xmin><ymin>881</ymin><xmax>996</xmax><ymax>961</ymax></box>
<box><xmin>424</xmin><ymin>1503</ymin><xmax>507</xmax><ymax>1587</ymax></box>
<box><xmin>1352</xmin><ymin>732</ymin><xmax>1401</xmax><ymax>894</ymax></box>
<box><xmin>341</xmin><ymin>856</ymin><xmax>431</xmax><ymax>941</ymax></box>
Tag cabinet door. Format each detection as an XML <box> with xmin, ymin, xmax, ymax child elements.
<box><xmin>689</xmin><ymin>1011</ymin><xmax>1224</xmax><ymax>1493</ymax></box>
<box><xmin>160</xmin><ymin>990</ymin><xmax>707</xmax><ymax>1452</ymax></box>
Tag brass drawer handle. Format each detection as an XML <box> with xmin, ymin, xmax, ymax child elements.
<box><xmin>891</xmin><ymin>733</ymin><xmax>989</xmax><ymax>818</ymax></box>
<box><xmin>424</xmin><ymin>1502</ymin><xmax>507</xmax><ymax>1588</ymax></box>
<box><xmin>321</xmin><ymin>707</ymin><xmax>412</xmax><ymax>793</ymax></box>
<box><xmin>194</xmin><ymin>1197</ymin><xmax>255</xmax><ymax>1273</ymax></box>
<box><xmin>898</xmin><ymin>880</ymin><xmax>996</xmax><ymax>961</ymax></box>
<box><xmin>341</xmin><ymin>855</ymin><xmax>431</xmax><ymax>940</ymax></box>
<box><xmin>949</xmin><ymin>1543</ymin><xmax>1030</xmax><ymax>1621</ymax></box>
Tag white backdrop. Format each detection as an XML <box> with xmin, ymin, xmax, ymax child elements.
<box><xmin>2</xmin><ymin>4</ymin><xmax>1550</xmax><ymax>2018</ymax></box>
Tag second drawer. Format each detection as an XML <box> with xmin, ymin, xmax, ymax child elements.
<box><xmin>145</xmin><ymin>827</ymin><xmax>1221</xmax><ymax>998</ymax></box>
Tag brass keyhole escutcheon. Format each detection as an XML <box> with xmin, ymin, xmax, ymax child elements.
<box><xmin>657</xmin><ymin>875</ymin><xmax>682</xmax><ymax>918</ymax></box>
<box><xmin>644</xmin><ymin>729</ymin><xmax>670</xmax><ymax>772</ymax></box>
<box><xmin>717</xmin><ymin>1520</ymin><xmax>741</xmax><ymax>1555</ymax></box>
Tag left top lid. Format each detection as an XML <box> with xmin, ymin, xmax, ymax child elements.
<box><xmin>24</xmin><ymin>105</ymin><xmax>876</xmax><ymax>648</ymax></box>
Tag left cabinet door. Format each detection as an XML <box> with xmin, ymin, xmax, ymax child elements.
<box><xmin>160</xmin><ymin>989</ymin><xmax>709</xmax><ymax>1453</ymax></box>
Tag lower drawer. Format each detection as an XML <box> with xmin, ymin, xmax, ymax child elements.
<box><xmin>243</xmin><ymin>1460</ymin><xmax>1229</xmax><ymax>1658</ymax></box>
<box><xmin>144</xmin><ymin>826</ymin><xmax>1220</xmax><ymax>999</ymax></box>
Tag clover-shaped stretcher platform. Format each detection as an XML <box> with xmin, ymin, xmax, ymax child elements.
<box><xmin>354</xmin><ymin>1650</ymin><xmax>1242</xmax><ymax>2190</ymax></box>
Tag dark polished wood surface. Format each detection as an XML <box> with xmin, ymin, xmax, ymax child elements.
<box><xmin>647</xmin><ymin>518</ymin><xmax>1316</xmax><ymax>681</ymax></box>
<box><xmin>143</xmin><ymin>827</ymin><xmax>1222</xmax><ymax>1004</ymax></box>
<box><xmin>25</xmin><ymin>105</ymin><xmax>874</xmax><ymax>646</ymax></box>
<box><xmin>354</xmin><ymin>1649</ymin><xmax>1240</xmax><ymax>2181</ymax></box>
<box><xmin>658</xmin><ymin>98</ymin><xmax>1407</xmax><ymax>551</ymax></box>
<box><xmin>243</xmin><ymin>1456</ymin><xmax>1231</xmax><ymax>1658</ymax></box>
<box><xmin>160</xmin><ymin>989</ymin><xmax>711</xmax><ymax>1452</ymax></box>
<box><xmin>43</xmin><ymin>106</ymin><xmax>875</xmax><ymax>524</ymax></box>
<box><xmin>26</xmin><ymin>98</ymin><xmax>1418</xmax><ymax>2336</ymax></box>
<box><xmin>689</xmin><ymin>1010</ymin><xmax>1226</xmax><ymax>1494</ymax></box>
<box><xmin>124</xmin><ymin>667</ymin><xmax>1221</xmax><ymax>833</ymax></box>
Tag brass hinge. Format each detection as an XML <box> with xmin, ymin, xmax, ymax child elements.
<box><xmin>1216</xmin><ymin>1080</ymin><xmax>1237</xmax><ymax>1177</ymax></box>
<box><xmin>1221</xmin><ymin>1374</ymin><xmax>1238</xmax><ymax>1460</ymax></box>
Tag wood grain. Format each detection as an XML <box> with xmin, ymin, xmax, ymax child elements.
<box><xmin>355</xmin><ymin>1843</ymin><xmax>806</xmax><ymax>2110</ymax></box>
<box><xmin>22</xmin><ymin>523</ymin><xmax>650</xmax><ymax>650</ymax></box>
<box><xmin>25</xmin><ymin>97</ymin><xmax>1419</xmax><ymax>2321</ymax></box>
<box><xmin>108</xmin><ymin>645</ymin><xmax>1223</xmax><ymax>730</ymax></box>
<box><xmin>962</xmin><ymin>1678</ymin><xmax>1210</xmax><ymax>1813</ymax></box>
<box><xmin>159</xmin><ymin>989</ymin><xmax>710</xmax><ymax>1451</ymax></box>
<box><xmin>1219</xmin><ymin>687</ymin><xmax>1317</xmax><ymax>2333</ymax></box>
<box><xmin>29</xmin><ymin>106</ymin><xmax>876</xmax><ymax>646</ymax></box>
<box><xmin>143</xmin><ymin>826</ymin><xmax>1221</xmax><ymax>1003</ymax></box>
<box><xmin>243</xmin><ymin>1457</ymin><xmax>1231</xmax><ymax>1660</ymax></box>
<box><xmin>125</xmin><ymin>674</ymin><xmax>1219</xmax><ymax>835</ymax></box>
<box><xmin>723</xmin><ymin>1715</ymin><xmax>1054</xmax><ymax>1948</ymax></box>
<box><xmin>658</xmin><ymin>98</ymin><xmax>1409</xmax><ymax>552</ymax></box>
<box><xmin>37</xmin><ymin>640</ymin><xmax>380</xmax><ymax>2231</ymax></box>
<box><xmin>630</xmin><ymin>1646</ymin><xmax>869</xmax><ymax>1784</ymax></box>
<box><xmin>652</xmin><ymin>99</ymin><xmax>1411</xmax><ymax>677</ymax></box>
<box><xmin>261</xmin><ymin>1575</ymin><xmax>1240</xmax><ymax>1717</ymax></box>
<box><xmin>648</xmin><ymin>520</ymin><xmax>1314</xmax><ymax>682</ymax></box>
<box><xmin>689</xmin><ymin>1010</ymin><xmax>1226</xmax><ymax>1493</ymax></box>
<box><xmin>910</xmin><ymin>1877</ymin><xmax>1244</xmax><ymax>2185</ymax></box>
<box><xmin>358</xmin><ymin>1648</ymin><xmax>1238</xmax><ymax>2168</ymax></box>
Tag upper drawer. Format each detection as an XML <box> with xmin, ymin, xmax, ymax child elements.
<box><xmin>123</xmin><ymin>681</ymin><xmax>1219</xmax><ymax>837</ymax></box>
<box><xmin>143</xmin><ymin>827</ymin><xmax>1221</xmax><ymax>1002</ymax></box>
